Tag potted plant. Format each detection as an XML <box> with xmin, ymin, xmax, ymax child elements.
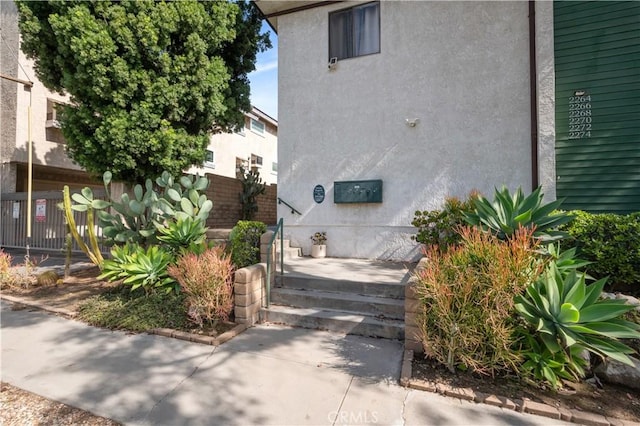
<box><xmin>310</xmin><ymin>232</ymin><xmax>327</xmax><ymax>258</ymax></box>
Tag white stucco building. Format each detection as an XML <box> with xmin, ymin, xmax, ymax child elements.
<box><xmin>187</xmin><ymin>107</ymin><xmax>278</xmax><ymax>185</ymax></box>
<box><xmin>1</xmin><ymin>0</ymin><xmax>278</xmax><ymax>193</ymax></box>
<box><xmin>257</xmin><ymin>1</ymin><xmax>557</xmax><ymax>260</ymax></box>
<box><xmin>1</xmin><ymin>1</ymin><xmax>81</xmax><ymax>193</ymax></box>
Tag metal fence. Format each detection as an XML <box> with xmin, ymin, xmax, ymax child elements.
<box><xmin>0</xmin><ymin>190</ymin><xmax>110</xmax><ymax>254</ymax></box>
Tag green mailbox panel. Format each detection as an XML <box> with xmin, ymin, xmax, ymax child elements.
<box><xmin>334</xmin><ymin>180</ymin><xmax>383</xmax><ymax>204</ymax></box>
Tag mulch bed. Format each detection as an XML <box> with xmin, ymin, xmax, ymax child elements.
<box><xmin>412</xmin><ymin>353</ymin><xmax>640</xmax><ymax>422</ymax></box>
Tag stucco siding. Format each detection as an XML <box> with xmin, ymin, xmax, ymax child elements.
<box><xmin>278</xmin><ymin>1</ymin><xmax>539</xmax><ymax>260</ymax></box>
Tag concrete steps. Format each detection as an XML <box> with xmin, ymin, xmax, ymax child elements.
<box><xmin>270</xmin><ymin>287</ymin><xmax>405</xmax><ymax>320</ymax></box>
<box><xmin>274</xmin><ymin>240</ymin><xmax>302</xmax><ymax>260</ymax></box>
<box><xmin>278</xmin><ymin>276</ymin><xmax>405</xmax><ymax>299</ymax></box>
<box><xmin>262</xmin><ymin>305</ymin><xmax>404</xmax><ymax>340</ymax></box>
<box><xmin>261</xmin><ymin>258</ymin><xmax>411</xmax><ymax>340</ymax></box>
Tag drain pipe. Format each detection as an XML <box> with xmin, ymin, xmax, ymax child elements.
<box><xmin>529</xmin><ymin>1</ymin><xmax>539</xmax><ymax>190</ymax></box>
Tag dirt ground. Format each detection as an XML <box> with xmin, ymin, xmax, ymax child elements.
<box><xmin>2</xmin><ymin>266</ymin><xmax>118</xmax><ymax>312</ymax></box>
<box><xmin>0</xmin><ymin>382</ymin><xmax>120</xmax><ymax>426</ymax></box>
<box><xmin>412</xmin><ymin>353</ymin><xmax>640</xmax><ymax>422</ymax></box>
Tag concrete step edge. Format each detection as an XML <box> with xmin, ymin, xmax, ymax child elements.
<box><xmin>261</xmin><ymin>305</ymin><xmax>404</xmax><ymax>339</ymax></box>
<box><xmin>275</xmin><ymin>277</ymin><xmax>406</xmax><ymax>299</ymax></box>
<box><xmin>271</xmin><ymin>287</ymin><xmax>405</xmax><ymax>306</ymax></box>
<box><xmin>263</xmin><ymin>305</ymin><xmax>405</xmax><ymax>326</ymax></box>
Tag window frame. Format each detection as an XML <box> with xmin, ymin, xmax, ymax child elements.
<box><xmin>204</xmin><ymin>150</ymin><xmax>215</xmax><ymax>168</ymax></box>
<box><xmin>328</xmin><ymin>1</ymin><xmax>381</xmax><ymax>61</ymax></box>
<box><xmin>250</xmin><ymin>118</ymin><xmax>265</xmax><ymax>136</ymax></box>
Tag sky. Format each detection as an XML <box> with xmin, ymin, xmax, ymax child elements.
<box><xmin>248</xmin><ymin>22</ymin><xmax>278</xmax><ymax>120</ymax></box>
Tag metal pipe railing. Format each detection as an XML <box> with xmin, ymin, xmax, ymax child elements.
<box><xmin>277</xmin><ymin>198</ymin><xmax>302</xmax><ymax>215</ymax></box>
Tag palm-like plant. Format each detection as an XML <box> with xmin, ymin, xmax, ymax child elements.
<box><xmin>98</xmin><ymin>244</ymin><xmax>177</xmax><ymax>293</ymax></box>
<box><xmin>464</xmin><ymin>186</ymin><xmax>574</xmax><ymax>242</ymax></box>
<box><xmin>515</xmin><ymin>262</ymin><xmax>640</xmax><ymax>366</ymax></box>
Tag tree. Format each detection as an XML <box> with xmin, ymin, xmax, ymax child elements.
<box><xmin>17</xmin><ymin>0</ymin><xmax>270</xmax><ymax>183</ymax></box>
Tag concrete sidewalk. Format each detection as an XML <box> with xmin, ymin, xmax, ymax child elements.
<box><xmin>1</xmin><ymin>300</ymin><xmax>568</xmax><ymax>426</ymax></box>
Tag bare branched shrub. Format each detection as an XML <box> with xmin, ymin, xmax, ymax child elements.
<box><xmin>168</xmin><ymin>247</ymin><xmax>234</xmax><ymax>326</ymax></box>
<box><xmin>415</xmin><ymin>226</ymin><xmax>543</xmax><ymax>376</ymax></box>
<box><xmin>0</xmin><ymin>251</ymin><xmax>42</xmax><ymax>289</ymax></box>
<box><xmin>0</xmin><ymin>250</ymin><xmax>13</xmax><ymax>289</ymax></box>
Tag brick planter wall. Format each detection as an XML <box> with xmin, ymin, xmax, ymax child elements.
<box><xmin>233</xmin><ymin>231</ymin><xmax>276</xmax><ymax>325</ymax></box>
<box><xmin>405</xmin><ymin>257</ymin><xmax>428</xmax><ymax>353</ymax></box>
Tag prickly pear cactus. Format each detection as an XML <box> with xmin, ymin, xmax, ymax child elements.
<box><xmin>63</xmin><ymin>171</ymin><xmax>213</xmax><ymax>248</ymax></box>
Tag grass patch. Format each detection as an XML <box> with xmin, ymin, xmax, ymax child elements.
<box><xmin>77</xmin><ymin>285</ymin><xmax>190</xmax><ymax>332</ymax></box>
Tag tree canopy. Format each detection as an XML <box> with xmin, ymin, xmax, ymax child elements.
<box><xmin>17</xmin><ymin>0</ymin><xmax>270</xmax><ymax>183</ymax></box>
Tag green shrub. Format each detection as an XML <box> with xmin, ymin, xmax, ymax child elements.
<box><xmin>78</xmin><ymin>286</ymin><xmax>189</xmax><ymax>331</ymax></box>
<box><xmin>464</xmin><ymin>186</ymin><xmax>574</xmax><ymax>242</ymax></box>
<box><xmin>415</xmin><ymin>226</ymin><xmax>543</xmax><ymax>376</ymax></box>
<box><xmin>228</xmin><ymin>220</ymin><xmax>267</xmax><ymax>268</ymax></box>
<box><xmin>168</xmin><ymin>247</ymin><xmax>234</xmax><ymax>326</ymax></box>
<box><xmin>411</xmin><ymin>193</ymin><xmax>477</xmax><ymax>250</ymax></box>
<box><xmin>515</xmin><ymin>261</ymin><xmax>640</xmax><ymax>388</ymax></box>
<box><xmin>562</xmin><ymin>211</ymin><xmax>640</xmax><ymax>294</ymax></box>
<box><xmin>98</xmin><ymin>244</ymin><xmax>177</xmax><ymax>293</ymax></box>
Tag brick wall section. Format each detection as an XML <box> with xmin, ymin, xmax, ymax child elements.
<box><xmin>233</xmin><ymin>231</ymin><xmax>276</xmax><ymax>325</ymax></box>
<box><xmin>255</xmin><ymin>184</ymin><xmax>277</xmax><ymax>225</ymax></box>
<box><xmin>405</xmin><ymin>257</ymin><xmax>428</xmax><ymax>353</ymax></box>
<box><xmin>204</xmin><ymin>173</ymin><xmax>277</xmax><ymax>228</ymax></box>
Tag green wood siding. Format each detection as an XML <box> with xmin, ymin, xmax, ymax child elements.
<box><xmin>554</xmin><ymin>1</ymin><xmax>640</xmax><ymax>214</ymax></box>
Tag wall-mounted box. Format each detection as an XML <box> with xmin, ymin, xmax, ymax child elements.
<box><xmin>334</xmin><ymin>180</ymin><xmax>383</xmax><ymax>204</ymax></box>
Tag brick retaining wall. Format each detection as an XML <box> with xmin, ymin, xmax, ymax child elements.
<box><xmin>405</xmin><ymin>257</ymin><xmax>428</xmax><ymax>353</ymax></box>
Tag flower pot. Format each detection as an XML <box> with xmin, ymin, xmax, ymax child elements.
<box><xmin>311</xmin><ymin>244</ymin><xmax>326</xmax><ymax>258</ymax></box>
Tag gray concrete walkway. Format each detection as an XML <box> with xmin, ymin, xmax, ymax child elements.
<box><xmin>0</xmin><ymin>300</ymin><xmax>569</xmax><ymax>426</ymax></box>
<box><xmin>282</xmin><ymin>256</ymin><xmax>415</xmax><ymax>284</ymax></box>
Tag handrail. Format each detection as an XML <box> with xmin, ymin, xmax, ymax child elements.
<box><xmin>265</xmin><ymin>217</ymin><xmax>284</xmax><ymax>308</ymax></box>
<box><xmin>277</xmin><ymin>198</ymin><xmax>302</xmax><ymax>215</ymax></box>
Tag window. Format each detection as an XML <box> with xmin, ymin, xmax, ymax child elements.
<box><xmin>46</xmin><ymin>99</ymin><xmax>62</xmax><ymax>128</ymax></box>
<box><xmin>329</xmin><ymin>2</ymin><xmax>380</xmax><ymax>61</ymax></box>
<box><xmin>251</xmin><ymin>154</ymin><xmax>263</xmax><ymax>168</ymax></box>
<box><xmin>272</xmin><ymin>162</ymin><xmax>278</xmax><ymax>174</ymax></box>
<box><xmin>204</xmin><ymin>150</ymin><xmax>215</xmax><ymax>168</ymax></box>
<box><xmin>250</xmin><ymin>118</ymin><xmax>265</xmax><ymax>135</ymax></box>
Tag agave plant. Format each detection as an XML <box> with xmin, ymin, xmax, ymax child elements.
<box><xmin>518</xmin><ymin>333</ymin><xmax>588</xmax><ymax>389</ymax></box>
<box><xmin>98</xmin><ymin>244</ymin><xmax>177</xmax><ymax>293</ymax></box>
<box><xmin>156</xmin><ymin>217</ymin><xmax>207</xmax><ymax>254</ymax></box>
<box><xmin>515</xmin><ymin>262</ymin><xmax>640</xmax><ymax>367</ymax></box>
<box><xmin>464</xmin><ymin>186</ymin><xmax>574</xmax><ymax>242</ymax></box>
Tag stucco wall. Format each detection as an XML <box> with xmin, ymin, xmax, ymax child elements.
<box><xmin>186</xmin><ymin>117</ymin><xmax>279</xmax><ymax>186</ymax></box>
<box><xmin>13</xmin><ymin>53</ymin><xmax>74</xmax><ymax>171</ymax></box>
<box><xmin>1</xmin><ymin>0</ymin><xmax>75</xmax><ymax>193</ymax></box>
<box><xmin>1</xmin><ymin>1</ymin><xmax>20</xmax><ymax>193</ymax></box>
<box><xmin>278</xmin><ymin>1</ymin><xmax>552</xmax><ymax>260</ymax></box>
<box><xmin>535</xmin><ymin>1</ymin><xmax>557</xmax><ymax>202</ymax></box>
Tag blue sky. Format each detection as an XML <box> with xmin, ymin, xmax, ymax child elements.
<box><xmin>248</xmin><ymin>22</ymin><xmax>278</xmax><ymax>120</ymax></box>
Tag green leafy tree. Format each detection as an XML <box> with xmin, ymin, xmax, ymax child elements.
<box><xmin>17</xmin><ymin>0</ymin><xmax>270</xmax><ymax>183</ymax></box>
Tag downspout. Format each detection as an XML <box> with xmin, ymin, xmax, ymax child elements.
<box><xmin>529</xmin><ymin>1</ymin><xmax>539</xmax><ymax>190</ymax></box>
